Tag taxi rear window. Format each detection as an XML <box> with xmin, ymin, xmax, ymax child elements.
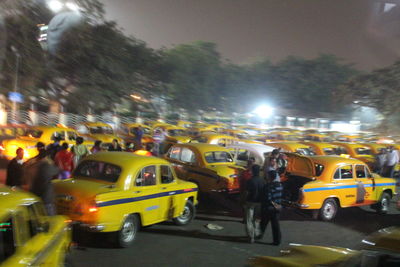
<box><xmin>74</xmin><ymin>160</ymin><xmax>122</xmax><ymax>183</ymax></box>
<box><xmin>315</xmin><ymin>164</ymin><xmax>324</xmax><ymax>176</ymax></box>
<box><xmin>204</xmin><ymin>151</ymin><xmax>233</xmax><ymax>163</ymax></box>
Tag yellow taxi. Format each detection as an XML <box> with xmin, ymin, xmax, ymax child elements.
<box><xmin>118</xmin><ymin>123</ymin><xmax>153</xmax><ymax>146</ymax></box>
<box><xmin>76</xmin><ymin>122</ymin><xmax>122</xmax><ymax>149</ymax></box>
<box><xmin>222</xmin><ymin>129</ymin><xmax>262</xmax><ymax>144</ymax></box>
<box><xmin>302</xmin><ymin>133</ymin><xmax>332</xmax><ymax>142</ymax></box>
<box><xmin>336</xmin><ymin>134</ymin><xmax>362</xmax><ymax>142</ymax></box>
<box><xmin>361</xmin><ymin>143</ymin><xmax>388</xmax><ymax>154</ymax></box>
<box><xmin>164</xmin><ymin>143</ymin><xmax>243</xmax><ymax>193</ymax></box>
<box><xmin>54</xmin><ymin>152</ymin><xmax>198</xmax><ymax>247</ymax></box>
<box><xmin>2</xmin><ymin>126</ymin><xmax>93</xmax><ymax>159</ymax></box>
<box><xmin>361</xmin><ymin>226</ymin><xmax>400</xmax><ymax>253</ymax></box>
<box><xmin>175</xmin><ymin>120</ymin><xmax>193</xmax><ymax>128</ymax></box>
<box><xmin>161</xmin><ymin>126</ymin><xmax>192</xmax><ymax>154</ymax></box>
<box><xmin>267</xmin><ymin>142</ymin><xmax>315</xmax><ymax>156</ymax></box>
<box><xmin>302</xmin><ymin>142</ymin><xmax>339</xmax><ymax>156</ymax></box>
<box><xmin>284</xmin><ymin>154</ymin><xmax>396</xmax><ymax>221</ymax></box>
<box><xmin>263</xmin><ymin>131</ymin><xmax>300</xmax><ymax>142</ymax></box>
<box><xmin>333</xmin><ymin>142</ymin><xmax>376</xmax><ymax>169</ymax></box>
<box><xmin>191</xmin><ymin>133</ymin><xmax>238</xmax><ymax>147</ymax></box>
<box><xmin>0</xmin><ymin>186</ymin><xmax>71</xmax><ymax>267</ymax></box>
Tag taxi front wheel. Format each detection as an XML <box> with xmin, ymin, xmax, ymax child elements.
<box><xmin>319</xmin><ymin>198</ymin><xmax>338</xmax><ymax>221</ymax></box>
<box><xmin>173</xmin><ymin>200</ymin><xmax>195</xmax><ymax>226</ymax></box>
<box><xmin>116</xmin><ymin>214</ymin><xmax>139</xmax><ymax>248</ymax></box>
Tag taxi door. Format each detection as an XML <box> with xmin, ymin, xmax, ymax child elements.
<box><xmin>158</xmin><ymin>165</ymin><xmax>179</xmax><ymax>220</ymax></box>
<box><xmin>133</xmin><ymin>165</ymin><xmax>162</xmax><ymax>225</ymax></box>
<box><xmin>332</xmin><ymin>164</ymin><xmax>357</xmax><ymax>207</ymax></box>
<box><xmin>4</xmin><ymin>202</ymin><xmax>62</xmax><ymax>266</ymax></box>
<box><xmin>165</xmin><ymin>146</ymin><xmax>187</xmax><ymax>179</ymax></box>
<box><xmin>354</xmin><ymin>164</ymin><xmax>375</xmax><ymax>205</ymax></box>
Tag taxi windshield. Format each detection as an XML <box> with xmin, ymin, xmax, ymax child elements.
<box><xmin>168</xmin><ymin>129</ymin><xmax>187</xmax><ymax>136</ymax></box>
<box><xmin>74</xmin><ymin>160</ymin><xmax>122</xmax><ymax>183</ymax></box>
<box><xmin>356</xmin><ymin>147</ymin><xmax>372</xmax><ymax>155</ymax></box>
<box><xmin>323</xmin><ymin>147</ymin><xmax>339</xmax><ymax>155</ymax></box>
<box><xmin>89</xmin><ymin>126</ymin><xmax>114</xmax><ymax>135</ymax></box>
<box><xmin>22</xmin><ymin>129</ymin><xmax>43</xmax><ymax>138</ymax></box>
<box><xmin>204</xmin><ymin>151</ymin><xmax>233</xmax><ymax>163</ymax></box>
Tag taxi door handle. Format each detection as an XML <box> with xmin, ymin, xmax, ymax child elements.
<box><xmin>133</xmin><ymin>191</ymin><xmax>141</xmax><ymax>193</ymax></box>
<box><xmin>161</xmin><ymin>187</ymin><xmax>167</xmax><ymax>190</ymax></box>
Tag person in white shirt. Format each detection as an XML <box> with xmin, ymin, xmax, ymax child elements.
<box><xmin>385</xmin><ymin>146</ymin><xmax>399</xmax><ymax>178</ymax></box>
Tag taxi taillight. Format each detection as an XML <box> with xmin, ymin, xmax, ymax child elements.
<box><xmin>88</xmin><ymin>207</ymin><xmax>98</xmax><ymax>213</ymax></box>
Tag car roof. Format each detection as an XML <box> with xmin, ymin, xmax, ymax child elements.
<box><xmin>83</xmin><ymin>122</ymin><xmax>112</xmax><ymax>127</ymax></box>
<box><xmin>334</xmin><ymin>142</ymin><xmax>369</xmax><ymax>148</ymax></box>
<box><xmin>306</xmin><ymin>142</ymin><xmax>338</xmax><ymax>148</ymax></box>
<box><xmin>84</xmin><ymin>152</ymin><xmax>170</xmax><ymax>166</ymax></box>
<box><xmin>0</xmin><ymin>186</ymin><xmax>38</xmax><ymax>219</ymax></box>
<box><xmin>310</xmin><ymin>155</ymin><xmax>364</xmax><ymax>165</ymax></box>
<box><xmin>33</xmin><ymin>125</ymin><xmax>75</xmax><ymax>132</ymax></box>
<box><xmin>227</xmin><ymin>143</ymin><xmax>275</xmax><ymax>153</ymax></box>
<box><xmin>175</xmin><ymin>143</ymin><xmax>230</xmax><ymax>152</ymax></box>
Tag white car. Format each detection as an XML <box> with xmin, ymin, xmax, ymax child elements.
<box><xmin>227</xmin><ymin>143</ymin><xmax>275</xmax><ymax>167</ymax></box>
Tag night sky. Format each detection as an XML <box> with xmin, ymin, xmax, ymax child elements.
<box><xmin>101</xmin><ymin>0</ymin><xmax>400</xmax><ymax>70</ymax></box>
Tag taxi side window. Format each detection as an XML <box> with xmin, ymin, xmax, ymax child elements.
<box><xmin>237</xmin><ymin>149</ymin><xmax>249</xmax><ymax>161</ymax></box>
<box><xmin>334</xmin><ymin>165</ymin><xmax>353</xmax><ymax>179</ymax></box>
<box><xmin>26</xmin><ymin>204</ymin><xmax>42</xmax><ymax>237</ymax></box>
<box><xmin>180</xmin><ymin>148</ymin><xmax>195</xmax><ymax>163</ymax></box>
<box><xmin>168</xmin><ymin>147</ymin><xmax>181</xmax><ymax>160</ymax></box>
<box><xmin>337</xmin><ymin>147</ymin><xmax>349</xmax><ymax>154</ymax></box>
<box><xmin>67</xmin><ymin>131</ymin><xmax>77</xmax><ymax>141</ymax></box>
<box><xmin>161</xmin><ymin>165</ymin><xmax>174</xmax><ymax>184</ymax></box>
<box><xmin>0</xmin><ymin>218</ymin><xmax>16</xmax><ymax>263</ymax></box>
<box><xmin>52</xmin><ymin>131</ymin><xmax>65</xmax><ymax>141</ymax></box>
<box><xmin>136</xmin><ymin>165</ymin><xmax>157</xmax><ymax>186</ymax></box>
<box><xmin>355</xmin><ymin>164</ymin><xmax>367</xmax><ymax>178</ymax></box>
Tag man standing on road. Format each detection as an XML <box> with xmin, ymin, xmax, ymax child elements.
<box><xmin>385</xmin><ymin>146</ymin><xmax>399</xmax><ymax>178</ymax></box>
<box><xmin>243</xmin><ymin>164</ymin><xmax>264</xmax><ymax>243</ymax></box>
<box><xmin>258</xmin><ymin>167</ymin><xmax>284</xmax><ymax>246</ymax></box>
<box><xmin>5</xmin><ymin>147</ymin><xmax>24</xmax><ymax>187</ymax></box>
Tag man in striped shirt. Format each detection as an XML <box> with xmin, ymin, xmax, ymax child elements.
<box><xmin>257</xmin><ymin>170</ymin><xmax>283</xmax><ymax>245</ymax></box>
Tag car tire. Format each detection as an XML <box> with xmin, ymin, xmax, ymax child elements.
<box><xmin>319</xmin><ymin>198</ymin><xmax>338</xmax><ymax>221</ymax></box>
<box><xmin>173</xmin><ymin>200</ymin><xmax>195</xmax><ymax>226</ymax></box>
<box><xmin>376</xmin><ymin>192</ymin><xmax>391</xmax><ymax>214</ymax></box>
<box><xmin>115</xmin><ymin>214</ymin><xmax>139</xmax><ymax>248</ymax></box>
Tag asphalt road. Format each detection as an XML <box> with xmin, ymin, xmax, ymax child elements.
<box><xmin>67</xmin><ymin>192</ymin><xmax>400</xmax><ymax>267</ymax></box>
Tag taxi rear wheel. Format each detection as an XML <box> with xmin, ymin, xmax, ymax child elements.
<box><xmin>319</xmin><ymin>198</ymin><xmax>338</xmax><ymax>221</ymax></box>
<box><xmin>173</xmin><ymin>200</ymin><xmax>195</xmax><ymax>226</ymax></box>
<box><xmin>116</xmin><ymin>214</ymin><xmax>139</xmax><ymax>248</ymax></box>
<box><xmin>376</xmin><ymin>192</ymin><xmax>391</xmax><ymax>214</ymax></box>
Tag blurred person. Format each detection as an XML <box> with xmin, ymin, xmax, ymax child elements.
<box><xmin>5</xmin><ymin>147</ymin><xmax>24</xmax><ymax>187</ymax></box>
<box><xmin>46</xmin><ymin>136</ymin><xmax>62</xmax><ymax>160</ymax></box>
<box><xmin>384</xmin><ymin>146</ymin><xmax>399</xmax><ymax>178</ymax></box>
<box><xmin>243</xmin><ymin>165</ymin><xmax>265</xmax><ymax>243</ymax></box>
<box><xmin>125</xmin><ymin>142</ymin><xmax>135</xmax><ymax>152</ymax></box>
<box><xmin>134</xmin><ymin>143</ymin><xmax>154</xmax><ymax>156</ymax></box>
<box><xmin>263</xmin><ymin>149</ymin><xmax>280</xmax><ymax>181</ymax></box>
<box><xmin>133</xmin><ymin>126</ymin><xmax>144</xmax><ymax>151</ymax></box>
<box><xmin>374</xmin><ymin>149</ymin><xmax>386</xmax><ymax>175</ymax></box>
<box><xmin>29</xmin><ymin>150</ymin><xmax>59</xmax><ymax>215</ymax></box>
<box><xmin>258</xmin><ymin>164</ymin><xmax>284</xmax><ymax>245</ymax></box>
<box><xmin>54</xmin><ymin>142</ymin><xmax>74</xmax><ymax>179</ymax></box>
<box><xmin>108</xmin><ymin>139</ymin><xmax>122</xmax><ymax>151</ymax></box>
<box><xmin>90</xmin><ymin>140</ymin><xmax>103</xmax><ymax>154</ymax></box>
<box><xmin>239</xmin><ymin>157</ymin><xmax>255</xmax><ymax>223</ymax></box>
<box><xmin>71</xmin><ymin>137</ymin><xmax>90</xmax><ymax>167</ymax></box>
<box><xmin>152</xmin><ymin>128</ymin><xmax>166</xmax><ymax>156</ymax></box>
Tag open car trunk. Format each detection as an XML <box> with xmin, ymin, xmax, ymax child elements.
<box><xmin>283</xmin><ymin>153</ymin><xmax>315</xmax><ymax>203</ymax></box>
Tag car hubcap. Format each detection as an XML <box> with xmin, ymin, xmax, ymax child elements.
<box><xmin>323</xmin><ymin>203</ymin><xmax>335</xmax><ymax>219</ymax></box>
<box><xmin>122</xmin><ymin>220</ymin><xmax>135</xmax><ymax>242</ymax></box>
<box><xmin>179</xmin><ymin>205</ymin><xmax>191</xmax><ymax>221</ymax></box>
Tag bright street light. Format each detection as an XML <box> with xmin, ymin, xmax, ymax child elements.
<box><xmin>65</xmin><ymin>2</ymin><xmax>80</xmax><ymax>11</ymax></box>
<box><xmin>48</xmin><ymin>0</ymin><xmax>63</xmax><ymax>12</ymax></box>
<box><xmin>254</xmin><ymin>105</ymin><xmax>274</xmax><ymax>119</ymax></box>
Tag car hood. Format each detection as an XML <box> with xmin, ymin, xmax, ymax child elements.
<box><xmin>53</xmin><ymin>178</ymin><xmax>117</xmax><ymax>200</ymax></box>
<box><xmin>361</xmin><ymin>226</ymin><xmax>400</xmax><ymax>253</ymax></box>
<box><xmin>250</xmin><ymin>244</ymin><xmax>359</xmax><ymax>267</ymax></box>
<box><xmin>286</xmin><ymin>153</ymin><xmax>315</xmax><ymax>178</ymax></box>
<box><xmin>207</xmin><ymin>164</ymin><xmax>243</xmax><ymax>177</ymax></box>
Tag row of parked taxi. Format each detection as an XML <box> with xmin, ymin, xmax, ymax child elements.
<box><xmin>0</xmin><ymin>121</ymin><xmax>398</xmax><ymax>266</ymax></box>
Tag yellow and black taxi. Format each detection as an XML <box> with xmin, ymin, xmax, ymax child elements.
<box><xmin>164</xmin><ymin>143</ymin><xmax>243</xmax><ymax>193</ymax></box>
<box><xmin>0</xmin><ymin>186</ymin><xmax>71</xmax><ymax>266</ymax></box>
<box><xmin>284</xmin><ymin>154</ymin><xmax>396</xmax><ymax>221</ymax></box>
<box><xmin>302</xmin><ymin>142</ymin><xmax>339</xmax><ymax>156</ymax></box>
<box><xmin>76</xmin><ymin>122</ymin><xmax>122</xmax><ymax>149</ymax></box>
<box><xmin>361</xmin><ymin>143</ymin><xmax>388</xmax><ymax>154</ymax></box>
<box><xmin>2</xmin><ymin>125</ymin><xmax>93</xmax><ymax>159</ymax></box>
<box><xmin>191</xmin><ymin>133</ymin><xmax>238</xmax><ymax>147</ymax></box>
<box><xmin>333</xmin><ymin>142</ymin><xmax>376</xmax><ymax>169</ymax></box>
<box><xmin>302</xmin><ymin>133</ymin><xmax>332</xmax><ymax>142</ymax></box>
<box><xmin>54</xmin><ymin>152</ymin><xmax>198</xmax><ymax>247</ymax></box>
<box><xmin>267</xmin><ymin>142</ymin><xmax>315</xmax><ymax>156</ymax></box>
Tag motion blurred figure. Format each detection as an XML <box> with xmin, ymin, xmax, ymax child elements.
<box><xmin>5</xmin><ymin>147</ymin><xmax>24</xmax><ymax>187</ymax></box>
<box><xmin>54</xmin><ymin>142</ymin><xmax>74</xmax><ymax>179</ymax></box>
<box><xmin>71</xmin><ymin>137</ymin><xmax>90</xmax><ymax>167</ymax></box>
<box><xmin>108</xmin><ymin>139</ymin><xmax>122</xmax><ymax>151</ymax></box>
<box><xmin>90</xmin><ymin>140</ymin><xmax>103</xmax><ymax>154</ymax></box>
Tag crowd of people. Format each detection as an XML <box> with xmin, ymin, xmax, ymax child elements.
<box><xmin>374</xmin><ymin>145</ymin><xmax>400</xmax><ymax>178</ymax></box>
